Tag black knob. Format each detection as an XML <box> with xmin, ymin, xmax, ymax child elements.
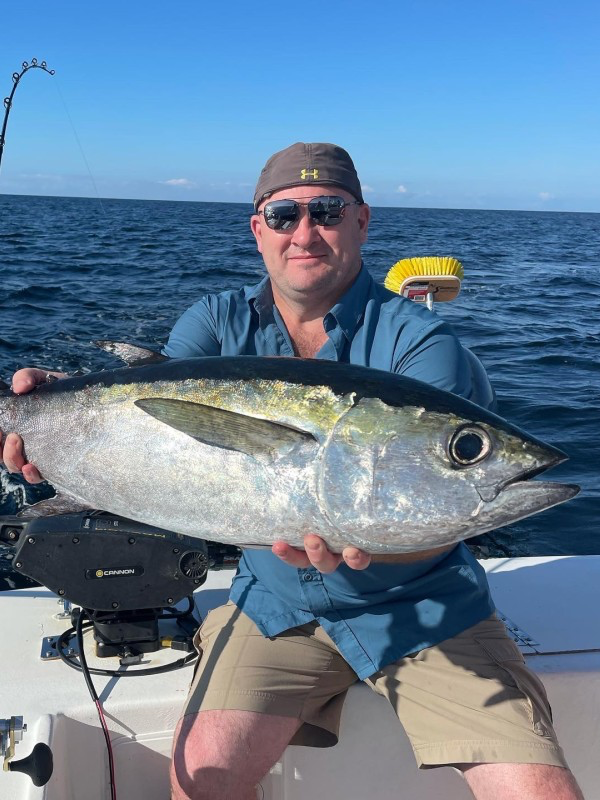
<box><xmin>179</xmin><ymin>550</ymin><xmax>209</xmax><ymax>579</ymax></box>
<box><xmin>8</xmin><ymin>742</ymin><xmax>54</xmax><ymax>786</ymax></box>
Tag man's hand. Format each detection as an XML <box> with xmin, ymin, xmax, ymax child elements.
<box><xmin>0</xmin><ymin>368</ymin><xmax>66</xmax><ymax>484</ymax></box>
<box><xmin>272</xmin><ymin>534</ymin><xmax>371</xmax><ymax>573</ymax></box>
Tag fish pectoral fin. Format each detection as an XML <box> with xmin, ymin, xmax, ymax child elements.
<box><xmin>135</xmin><ymin>398</ymin><xmax>316</xmax><ymax>458</ymax></box>
<box><xmin>94</xmin><ymin>341</ymin><xmax>169</xmax><ymax>366</ymax></box>
<box><xmin>17</xmin><ymin>493</ymin><xmax>95</xmax><ymax>519</ymax></box>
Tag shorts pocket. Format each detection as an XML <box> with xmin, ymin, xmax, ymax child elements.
<box><xmin>474</xmin><ymin>635</ymin><xmax>554</xmax><ymax>737</ymax></box>
<box><xmin>475</xmin><ymin>635</ymin><xmax>526</xmax><ymax>666</ymax></box>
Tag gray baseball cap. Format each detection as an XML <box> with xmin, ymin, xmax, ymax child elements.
<box><xmin>253</xmin><ymin>142</ymin><xmax>364</xmax><ymax>211</ymax></box>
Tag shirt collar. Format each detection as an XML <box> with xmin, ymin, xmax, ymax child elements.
<box><xmin>247</xmin><ymin>275</ymin><xmax>274</xmax><ymax>318</ymax></box>
<box><xmin>326</xmin><ymin>263</ymin><xmax>373</xmax><ymax>341</ymax></box>
<box><xmin>247</xmin><ymin>263</ymin><xmax>374</xmax><ymax>339</ymax></box>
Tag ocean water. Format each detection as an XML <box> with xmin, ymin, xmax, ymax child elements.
<box><xmin>0</xmin><ymin>194</ymin><xmax>598</xmax><ymax>586</ymax></box>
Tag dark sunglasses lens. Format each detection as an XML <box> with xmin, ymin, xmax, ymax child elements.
<box><xmin>264</xmin><ymin>201</ymin><xmax>299</xmax><ymax>230</ymax></box>
<box><xmin>263</xmin><ymin>196</ymin><xmax>351</xmax><ymax>229</ymax></box>
<box><xmin>308</xmin><ymin>196</ymin><xmax>345</xmax><ymax>226</ymax></box>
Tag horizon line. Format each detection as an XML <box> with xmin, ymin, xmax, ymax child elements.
<box><xmin>0</xmin><ymin>191</ymin><xmax>598</xmax><ymax>216</ymax></box>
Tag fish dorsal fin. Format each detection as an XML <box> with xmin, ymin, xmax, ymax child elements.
<box><xmin>17</xmin><ymin>493</ymin><xmax>95</xmax><ymax>519</ymax></box>
<box><xmin>135</xmin><ymin>398</ymin><xmax>316</xmax><ymax>458</ymax></box>
<box><xmin>94</xmin><ymin>341</ymin><xmax>168</xmax><ymax>366</ymax></box>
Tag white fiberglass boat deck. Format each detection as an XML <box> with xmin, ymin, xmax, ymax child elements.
<box><xmin>1</xmin><ymin>555</ymin><xmax>599</xmax><ymax>800</ymax></box>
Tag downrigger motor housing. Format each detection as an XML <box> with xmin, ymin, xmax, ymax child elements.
<box><xmin>0</xmin><ymin>511</ymin><xmax>241</xmax><ymax>657</ymax></box>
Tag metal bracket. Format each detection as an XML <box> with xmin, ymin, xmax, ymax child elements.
<box><xmin>1</xmin><ymin>716</ymin><xmax>26</xmax><ymax>768</ymax></box>
<box><xmin>55</xmin><ymin>598</ymin><xmax>73</xmax><ymax>620</ymax></box>
<box><xmin>40</xmin><ymin>635</ymin><xmax>79</xmax><ymax>662</ymax></box>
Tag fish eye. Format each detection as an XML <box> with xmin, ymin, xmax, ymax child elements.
<box><xmin>449</xmin><ymin>425</ymin><xmax>491</xmax><ymax>466</ymax></box>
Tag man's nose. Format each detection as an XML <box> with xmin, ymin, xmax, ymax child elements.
<box><xmin>290</xmin><ymin>209</ymin><xmax>322</xmax><ymax>248</ymax></box>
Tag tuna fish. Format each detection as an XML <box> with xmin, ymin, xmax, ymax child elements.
<box><xmin>0</xmin><ymin>355</ymin><xmax>579</xmax><ymax>553</ymax></box>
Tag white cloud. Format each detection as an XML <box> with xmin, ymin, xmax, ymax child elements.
<box><xmin>396</xmin><ymin>185</ymin><xmax>408</xmax><ymax>194</ymax></box>
<box><xmin>19</xmin><ymin>172</ymin><xmax>65</xmax><ymax>181</ymax></box>
<box><xmin>361</xmin><ymin>184</ymin><xmax>375</xmax><ymax>193</ymax></box>
<box><xmin>160</xmin><ymin>178</ymin><xmax>196</xmax><ymax>188</ymax></box>
<box><xmin>538</xmin><ymin>191</ymin><xmax>554</xmax><ymax>201</ymax></box>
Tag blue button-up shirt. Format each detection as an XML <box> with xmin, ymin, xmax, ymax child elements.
<box><xmin>164</xmin><ymin>265</ymin><xmax>495</xmax><ymax>680</ymax></box>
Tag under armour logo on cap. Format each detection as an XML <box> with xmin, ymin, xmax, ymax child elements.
<box><xmin>254</xmin><ymin>142</ymin><xmax>364</xmax><ymax>211</ymax></box>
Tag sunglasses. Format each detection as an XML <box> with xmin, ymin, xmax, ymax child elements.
<box><xmin>258</xmin><ymin>195</ymin><xmax>362</xmax><ymax>231</ymax></box>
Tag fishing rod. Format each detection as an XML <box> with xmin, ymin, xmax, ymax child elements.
<box><xmin>0</xmin><ymin>58</ymin><xmax>55</xmax><ymax>176</ymax></box>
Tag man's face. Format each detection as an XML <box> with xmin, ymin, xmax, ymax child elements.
<box><xmin>250</xmin><ymin>185</ymin><xmax>370</xmax><ymax>306</ymax></box>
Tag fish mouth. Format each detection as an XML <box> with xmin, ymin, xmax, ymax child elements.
<box><xmin>477</xmin><ymin>444</ymin><xmax>580</xmax><ymax>517</ymax></box>
<box><xmin>477</xmin><ymin>445</ymin><xmax>581</xmax><ymax>522</ymax></box>
<box><xmin>495</xmin><ymin>479</ymin><xmax>580</xmax><ymax>511</ymax></box>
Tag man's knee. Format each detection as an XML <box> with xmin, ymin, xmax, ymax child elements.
<box><xmin>170</xmin><ymin>709</ymin><xmax>301</xmax><ymax>800</ymax></box>
<box><xmin>460</xmin><ymin>762</ymin><xmax>584</xmax><ymax>800</ymax></box>
<box><xmin>171</xmin><ymin>712</ymin><xmax>253</xmax><ymax>800</ymax></box>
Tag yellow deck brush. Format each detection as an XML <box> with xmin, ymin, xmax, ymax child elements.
<box><xmin>384</xmin><ymin>256</ymin><xmax>464</xmax><ymax>309</ymax></box>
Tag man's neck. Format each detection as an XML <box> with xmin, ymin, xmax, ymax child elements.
<box><xmin>267</xmin><ymin>264</ymin><xmax>363</xmax><ymax>357</ymax></box>
<box><xmin>271</xmin><ymin>288</ymin><xmax>328</xmax><ymax>324</ymax></box>
<box><xmin>268</xmin><ymin>288</ymin><xmax>330</xmax><ymax>358</ymax></box>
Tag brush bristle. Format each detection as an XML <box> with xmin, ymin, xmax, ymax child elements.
<box><xmin>384</xmin><ymin>257</ymin><xmax>464</xmax><ymax>293</ymax></box>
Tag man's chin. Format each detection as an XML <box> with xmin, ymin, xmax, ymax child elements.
<box><xmin>286</xmin><ymin>273</ymin><xmax>337</xmax><ymax>295</ymax></box>
<box><xmin>271</xmin><ymin>262</ymin><xmax>360</xmax><ymax>302</ymax></box>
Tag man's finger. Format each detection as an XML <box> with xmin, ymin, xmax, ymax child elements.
<box><xmin>272</xmin><ymin>537</ymin><xmax>369</xmax><ymax>574</ymax></box>
<box><xmin>22</xmin><ymin>463</ymin><xmax>44</xmax><ymax>484</ymax></box>
<box><xmin>11</xmin><ymin>368</ymin><xmax>48</xmax><ymax>394</ymax></box>
<box><xmin>272</xmin><ymin>541</ymin><xmax>312</xmax><ymax>568</ymax></box>
<box><xmin>3</xmin><ymin>433</ymin><xmax>26</xmax><ymax>472</ymax></box>
<box><xmin>1</xmin><ymin>433</ymin><xmax>45</xmax><ymax>484</ymax></box>
<box><xmin>11</xmin><ymin>368</ymin><xmax>66</xmax><ymax>395</ymax></box>
<box><xmin>303</xmin><ymin>535</ymin><xmax>343</xmax><ymax>574</ymax></box>
<box><xmin>341</xmin><ymin>547</ymin><xmax>371</xmax><ymax>571</ymax></box>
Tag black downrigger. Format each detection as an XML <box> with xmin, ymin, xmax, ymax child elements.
<box><xmin>0</xmin><ymin>511</ymin><xmax>241</xmax><ymax>788</ymax></box>
<box><xmin>0</xmin><ymin>510</ymin><xmax>241</xmax><ymax>658</ymax></box>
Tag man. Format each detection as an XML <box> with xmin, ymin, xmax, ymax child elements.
<box><xmin>1</xmin><ymin>143</ymin><xmax>583</xmax><ymax>800</ymax></box>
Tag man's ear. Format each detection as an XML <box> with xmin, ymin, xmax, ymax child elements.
<box><xmin>358</xmin><ymin>203</ymin><xmax>370</xmax><ymax>244</ymax></box>
<box><xmin>250</xmin><ymin>214</ymin><xmax>263</xmax><ymax>254</ymax></box>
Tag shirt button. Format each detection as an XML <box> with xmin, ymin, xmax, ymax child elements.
<box><xmin>303</xmin><ymin>573</ymin><xmax>314</xmax><ymax>582</ymax></box>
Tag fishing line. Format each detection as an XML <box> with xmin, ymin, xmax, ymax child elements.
<box><xmin>51</xmin><ymin>76</ymin><xmax>110</xmax><ymax>221</ymax></box>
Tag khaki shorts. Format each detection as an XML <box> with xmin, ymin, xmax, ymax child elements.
<box><xmin>183</xmin><ymin>602</ymin><xmax>567</xmax><ymax>769</ymax></box>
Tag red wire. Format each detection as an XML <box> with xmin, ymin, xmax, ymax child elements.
<box><xmin>75</xmin><ymin>611</ymin><xmax>118</xmax><ymax>799</ymax></box>
<box><xmin>94</xmin><ymin>699</ymin><xmax>117</xmax><ymax>800</ymax></box>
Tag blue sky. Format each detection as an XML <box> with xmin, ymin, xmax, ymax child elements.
<box><xmin>1</xmin><ymin>0</ymin><xmax>599</xmax><ymax>211</ymax></box>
